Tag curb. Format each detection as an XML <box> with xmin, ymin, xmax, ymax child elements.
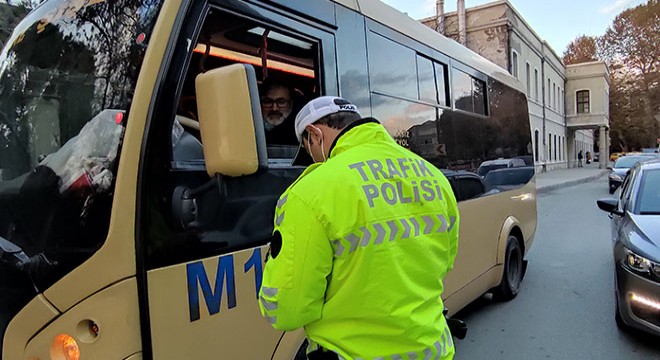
<box><xmin>536</xmin><ymin>170</ymin><xmax>609</xmax><ymax>194</ymax></box>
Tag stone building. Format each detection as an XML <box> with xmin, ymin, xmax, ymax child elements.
<box><xmin>421</xmin><ymin>0</ymin><xmax>610</xmax><ymax>170</ymax></box>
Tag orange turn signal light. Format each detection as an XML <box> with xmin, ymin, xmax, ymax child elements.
<box><xmin>50</xmin><ymin>334</ymin><xmax>80</xmax><ymax>360</ymax></box>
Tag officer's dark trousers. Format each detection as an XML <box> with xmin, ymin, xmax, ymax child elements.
<box><xmin>307</xmin><ymin>348</ymin><xmax>339</xmax><ymax>360</ymax></box>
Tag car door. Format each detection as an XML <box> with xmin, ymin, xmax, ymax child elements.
<box><xmin>137</xmin><ymin>1</ymin><xmax>336</xmax><ymax>358</ymax></box>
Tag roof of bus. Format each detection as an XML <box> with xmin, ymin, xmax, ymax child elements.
<box><xmin>332</xmin><ymin>0</ymin><xmax>525</xmax><ymax>93</ymax></box>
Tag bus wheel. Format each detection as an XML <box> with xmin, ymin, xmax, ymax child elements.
<box><xmin>294</xmin><ymin>339</ymin><xmax>308</xmax><ymax>360</ymax></box>
<box><xmin>492</xmin><ymin>235</ymin><xmax>523</xmax><ymax>301</ymax></box>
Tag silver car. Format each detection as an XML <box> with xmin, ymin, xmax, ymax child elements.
<box><xmin>597</xmin><ymin>158</ymin><xmax>660</xmax><ymax>336</ymax></box>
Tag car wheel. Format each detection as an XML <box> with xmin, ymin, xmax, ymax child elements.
<box><xmin>492</xmin><ymin>235</ymin><xmax>523</xmax><ymax>301</ymax></box>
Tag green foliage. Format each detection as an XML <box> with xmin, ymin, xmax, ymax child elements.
<box><xmin>601</xmin><ymin>0</ymin><xmax>660</xmax><ymax>151</ymax></box>
<box><xmin>563</xmin><ymin>0</ymin><xmax>660</xmax><ymax>152</ymax></box>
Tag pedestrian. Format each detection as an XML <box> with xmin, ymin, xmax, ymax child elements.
<box><xmin>578</xmin><ymin>150</ymin><xmax>583</xmax><ymax>167</ymax></box>
<box><xmin>258</xmin><ymin>96</ymin><xmax>460</xmax><ymax>360</ymax></box>
<box><xmin>585</xmin><ymin>151</ymin><xmax>591</xmax><ymax>164</ymax></box>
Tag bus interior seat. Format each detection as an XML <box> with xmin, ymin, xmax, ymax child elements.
<box><xmin>173</xmin><ymin>115</ymin><xmax>204</xmax><ymax>162</ymax></box>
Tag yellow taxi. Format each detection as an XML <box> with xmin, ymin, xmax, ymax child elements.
<box><xmin>610</xmin><ymin>152</ymin><xmax>625</xmax><ymax>162</ymax></box>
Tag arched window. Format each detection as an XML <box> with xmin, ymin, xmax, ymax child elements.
<box><xmin>511</xmin><ymin>51</ymin><xmax>519</xmax><ymax>78</ymax></box>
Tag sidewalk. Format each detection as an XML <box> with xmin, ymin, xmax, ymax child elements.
<box><xmin>535</xmin><ymin>163</ymin><xmax>608</xmax><ymax>194</ymax></box>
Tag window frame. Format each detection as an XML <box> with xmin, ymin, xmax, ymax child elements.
<box><xmin>511</xmin><ymin>50</ymin><xmax>519</xmax><ymax>79</ymax></box>
<box><xmin>525</xmin><ymin>62</ymin><xmax>530</xmax><ymax>97</ymax></box>
<box><xmin>576</xmin><ymin>89</ymin><xmax>590</xmax><ymax>114</ymax></box>
<box><xmin>450</xmin><ymin>61</ymin><xmax>489</xmax><ymax>117</ymax></box>
<box><xmin>534</xmin><ymin>68</ymin><xmax>539</xmax><ymax>102</ymax></box>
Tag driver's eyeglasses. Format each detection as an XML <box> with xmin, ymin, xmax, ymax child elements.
<box><xmin>261</xmin><ymin>97</ymin><xmax>290</xmax><ymax>107</ymax></box>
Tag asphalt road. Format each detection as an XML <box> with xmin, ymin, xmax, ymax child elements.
<box><xmin>453</xmin><ymin>178</ymin><xmax>659</xmax><ymax>359</ymax></box>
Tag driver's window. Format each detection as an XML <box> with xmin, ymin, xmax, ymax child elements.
<box><xmin>145</xmin><ymin>8</ymin><xmax>322</xmax><ymax>269</ymax></box>
<box><xmin>172</xmin><ymin>10</ymin><xmax>319</xmax><ymax>166</ymax></box>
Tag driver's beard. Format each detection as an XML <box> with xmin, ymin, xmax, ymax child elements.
<box><xmin>266</xmin><ymin>108</ymin><xmax>291</xmax><ymax>127</ymax></box>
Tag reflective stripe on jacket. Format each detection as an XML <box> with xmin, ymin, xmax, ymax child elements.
<box><xmin>259</xmin><ymin>119</ymin><xmax>459</xmax><ymax>360</ymax></box>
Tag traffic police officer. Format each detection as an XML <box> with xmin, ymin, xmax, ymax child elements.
<box><xmin>259</xmin><ymin>96</ymin><xmax>460</xmax><ymax>360</ymax></box>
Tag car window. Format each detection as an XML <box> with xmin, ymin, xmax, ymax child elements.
<box><xmin>456</xmin><ymin>176</ymin><xmax>486</xmax><ymax>201</ymax></box>
<box><xmin>636</xmin><ymin>169</ymin><xmax>660</xmax><ymax>215</ymax></box>
<box><xmin>619</xmin><ymin>167</ymin><xmax>635</xmax><ymax>210</ymax></box>
<box><xmin>614</xmin><ymin>156</ymin><xmax>647</xmax><ymax>168</ymax></box>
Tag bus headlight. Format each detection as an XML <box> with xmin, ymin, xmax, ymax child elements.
<box><xmin>50</xmin><ymin>334</ymin><xmax>80</xmax><ymax>360</ymax></box>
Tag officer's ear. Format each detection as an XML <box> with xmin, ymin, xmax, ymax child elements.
<box><xmin>305</xmin><ymin>124</ymin><xmax>323</xmax><ymax>145</ymax></box>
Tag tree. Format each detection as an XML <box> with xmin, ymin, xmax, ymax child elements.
<box><xmin>608</xmin><ymin>65</ymin><xmax>660</xmax><ymax>151</ymax></box>
<box><xmin>599</xmin><ymin>0</ymin><xmax>660</xmax><ymax>151</ymax></box>
<box><xmin>562</xmin><ymin>35</ymin><xmax>599</xmax><ymax>65</ymax></box>
<box><xmin>0</xmin><ymin>1</ymin><xmax>44</xmax><ymax>49</ymax></box>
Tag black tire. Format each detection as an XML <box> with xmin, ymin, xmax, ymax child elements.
<box><xmin>492</xmin><ymin>235</ymin><xmax>523</xmax><ymax>301</ymax></box>
<box><xmin>294</xmin><ymin>339</ymin><xmax>308</xmax><ymax>360</ymax></box>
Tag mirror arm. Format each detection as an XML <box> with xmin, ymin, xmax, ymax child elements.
<box><xmin>0</xmin><ymin>236</ymin><xmax>57</xmax><ymax>272</ymax></box>
<box><xmin>172</xmin><ymin>175</ymin><xmax>226</xmax><ymax>230</ymax></box>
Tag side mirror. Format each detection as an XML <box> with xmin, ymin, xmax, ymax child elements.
<box><xmin>195</xmin><ymin>64</ymin><xmax>267</xmax><ymax>177</ymax></box>
<box><xmin>596</xmin><ymin>198</ymin><xmax>623</xmax><ymax>216</ymax></box>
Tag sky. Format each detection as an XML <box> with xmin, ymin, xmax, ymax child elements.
<box><xmin>380</xmin><ymin>0</ymin><xmax>647</xmax><ymax>55</ymax></box>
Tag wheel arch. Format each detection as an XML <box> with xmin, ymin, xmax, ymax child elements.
<box><xmin>496</xmin><ymin>216</ymin><xmax>525</xmax><ymax>266</ymax></box>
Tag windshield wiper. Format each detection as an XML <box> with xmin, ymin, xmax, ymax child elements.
<box><xmin>639</xmin><ymin>211</ymin><xmax>660</xmax><ymax>215</ymax></box>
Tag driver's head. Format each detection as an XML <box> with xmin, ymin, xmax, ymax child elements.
<box><xmin>260</xmin><ymin>82</ymin><xmax>292</xmax><ymax>129</ymax></box>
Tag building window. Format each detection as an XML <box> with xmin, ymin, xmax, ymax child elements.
<box><xmin>511</xmin><ymin>51</ymin><xmax>519</xmax><ymax>78</ymax></box>
<box><xmin>525</xmin><ymin>63</ymin><xmax>531</xmax><ymax>97</ymax></box>
<box><xmin>534</xmin><ymin>130</ymin><xmax>539</xmax><ymax>162</ymax></box>
<box><xmin>547</xmin><ymin>79</ymin><xmax>551</xmax><ymax>105</ymax></box>
<box><xmin>534</xmin><ymin>69</ymin><xmax>539</xmax><ymax>101</ymax></box>
<box><xmin>554</xmin><ymin>134</ymin><xmax>557</xmax><ymax>160</ymax></box>
<box><xmin>552</xmin><ymin>83</ymin><xmax>556</xmax><ymax>109</ymax></box>
<box><xmin>548</xmin><ymin>133</ymin><xmax>552</xmax><ymax>161</ymax></box>
<box><xmin>576</xmin><ymin>90</ymin><xmax>590</xmax><ymax>113</ymax></box>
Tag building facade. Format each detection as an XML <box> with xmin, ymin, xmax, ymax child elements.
<box><xmin>422</xmin><ymin>0</ymin><xmax>610</xmax><ymax>170</ymax></box>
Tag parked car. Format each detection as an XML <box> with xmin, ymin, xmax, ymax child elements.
<box><xmin>608</xmin><ymin>155</ymin><xmax>659</xmax><ymax>194</ymax></box>
<box><xmin>483</xmin><ymin>166</ymin><xmax>535</xmax><ymax>190</ymax></box>
<box><xmin>596</xmin><ymin>158</ymin><xmax>660</xmax><ymax>337</ymax></box>
<box><xmin>476</xmin><ymin>158</ymin><xmax>526</xmax><ymax>177</ymax></box>
<box><xmin>440</xmin><ymin>169</ymin><xmax>488</xmax><ymax>201</ymax></box>
<box><xmin>594</xmin><ymin>152</ymin><xmax>600</xmax><ymax>162</ymax></box>
<box><xmin>610</xmin><ymin>152</ymin><xmax>625</xmax><ymax>162</ymax></box>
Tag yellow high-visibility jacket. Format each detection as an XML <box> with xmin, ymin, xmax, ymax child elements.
<box><xmin>259</xmin><ymin>119</ymin><xmax>459</xmax><ymax>360</ymax></box>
